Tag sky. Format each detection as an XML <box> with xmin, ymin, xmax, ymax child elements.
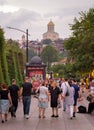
<box><xmin>0</xmin><ymin>0</ymin><xmax>94</xmax><ymax>41</ymax></box>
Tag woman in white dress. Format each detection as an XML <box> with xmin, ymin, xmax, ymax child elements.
<box><xmin>36</xmin><ymin>81</ymin><xmax>49</xmax><ymax>118</ymax></box>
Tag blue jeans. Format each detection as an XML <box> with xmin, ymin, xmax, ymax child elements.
<box><xmin>63</xmin><ymin>101</ymin><xmax>66</xmax><ymax>111</ymax></box>
<box><xmin>22</xmin><ymin>96</ymin><xmax>31</xmax><ymax>115</ymax></box>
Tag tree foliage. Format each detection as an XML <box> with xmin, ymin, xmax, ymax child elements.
<box><xmin>64</xmin><ymin>8</ymin><xmax>94</xmax><ymax>77</ymax></box>
<box><xmin>41</xmin><ymin>45</ymin><xmax>59</xmax><ymax>71</ymax></box>
<box><xmin>28</xmin><ymin>48</ymin><xmax>36</xmax><ymax>62</ymax></box>
<box><xmin>0</xmin><ymin>28</ymin><xmax>10</xmax><ymax>84</ymax></box>
<box><xmin>0</xmin><ymin>29</ymin><xmax>26</xmax><ymax>86</ymax></box>
<box><xmin>6</xmin><ymin>39</ymin><xmax>25</xmax><ymax>86</ymax></box>
<box><xmin>42</xmin><ymin>39</ymin><xmax>52</xmax><ymax>45</ymax></box>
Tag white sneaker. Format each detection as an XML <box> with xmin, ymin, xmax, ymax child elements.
<box><xmin>25</xmin><ymin>115</ymin><xmax>29</xmax><ymax>119</ymax></box>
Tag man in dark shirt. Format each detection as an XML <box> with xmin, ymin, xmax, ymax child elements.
<box><xmin>20</xmin><ymin>77</ymin><xmax>33</xmax><ymax>119</ymax></box>
<box><xmin>8</xmin><ymin>79</ymin><xmax>19</xmax><ymax>117</ymax></box>
<box><xmin>71</xmin><ymin>79</ymin><xmax>80</xmax><ymax>117</ymax></box>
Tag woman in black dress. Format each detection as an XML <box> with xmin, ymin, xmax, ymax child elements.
<box><xmin>49</xmin><ymin>81</ymin><xmax>61</xmax><ymax>117</ymax></box>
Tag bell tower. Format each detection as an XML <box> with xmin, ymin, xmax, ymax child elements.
<box><xmin>47</xmin><ymin>20</ymin><xmax>54</xmax><ymax>32</ymax></box>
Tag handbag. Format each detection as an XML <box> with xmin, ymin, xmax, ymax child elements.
<box><xmin>87</xmin><ymin>94</ymin><xmax>92</xmax><ymax>102</ymax></box>
<box><xmin>78</xmin><ymin>105</ymin><xmax>87</xmax><ymax>113</ymax></box>
<box><xmin>65</xmin><ymin>89</ymin><xmax>69</xmax><ymax>96</ymax></box>
<box><xmin>9</xmin><ymin>105</ymin><xmax>15</xmax><ymax>113</ymax></box>
<box><xmin>65</xmin><ymin>83</ymin><xmax>69</xmax><ymax>96</ymax></box>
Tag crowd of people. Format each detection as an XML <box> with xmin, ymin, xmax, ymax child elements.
<box><xmin>0</xmin><ymin>76</ymin><xmax>94</xmax><ymax>123</ymax></box>
<box><xmin>36</xmin><ymin>78</ymin><xmax>80</xmax><ymax>119</ymax></box>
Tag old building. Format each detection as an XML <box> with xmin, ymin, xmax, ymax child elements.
<box><xmin>43</xmin><ymin>20</ymin><xmax>59</xmax><ymax>41</ymax></box>
<box><xmin>19</xmin><ymin>20</ymin><xmax>64</xmax><ymax>55</ymax></box>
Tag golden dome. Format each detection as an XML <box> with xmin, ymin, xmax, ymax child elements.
<box><xmin>48</xmin><ymin>20</ymin><xmax>54</xmax><ymax>26</ymax></box>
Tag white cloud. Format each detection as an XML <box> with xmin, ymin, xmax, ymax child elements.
<box><xmin>0</xmin><ymin>5</ymin><xmax>19</xmax><ymax>13</ymax></box>
<box><xmin>1</xmin><ymin>0</ymin><xmax>94</xmax><ymax>14</ymax></box>
<box><xmin>0</xmin><ymin>0</ymin><xmax>94</xmax><ymax>40</ymax></box>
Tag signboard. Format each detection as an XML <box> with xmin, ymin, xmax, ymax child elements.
<box><xmin>28</xmin><ymin>68</ymin><xmax>43</xmax><ymax>92</ymax></box>
<box><xmin>28</xmin><ymin>70</ymin><xmax>43</xmax><ymax>80</ymax></box>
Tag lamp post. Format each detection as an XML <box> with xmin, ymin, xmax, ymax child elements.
<box><xmin>26</xmin><ymin>29</ymin><xmax>28</xmax><ymax>63</ymax></box>
<box><xmin>7</xmin><ymin>26</ymin><xmax>30</xmax><ymax>63</ymax></box>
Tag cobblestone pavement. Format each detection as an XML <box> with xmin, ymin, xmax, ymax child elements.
<box><xmin>0</xmin><ymin>93</ymin><xmax>94</xmax><ymax>130</ymax></box>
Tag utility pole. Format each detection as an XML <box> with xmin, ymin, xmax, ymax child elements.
<box><xmin>7</xmin><ymin>27</ymin><xmax>30</xmax><ymax>63</ymax></box>
<box><xmin>26</xmin><ymin>29</ymin><xmax>28</xmax><ymax>63</ymax></box>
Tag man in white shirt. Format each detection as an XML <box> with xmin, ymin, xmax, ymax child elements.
<box><xmin>61</xmin><ymin>78</ymin><xmax>69</xmax><ymax>111</ymax></box>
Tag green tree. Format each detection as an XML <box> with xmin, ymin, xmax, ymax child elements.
<box><xmin>0</xmin><ymin>60</ymin><xmax>4</xmax><ymax>83</ymax></box>
<box><xmin>64</xmin><ymin>8</ymin><xmax>94</xmax><ymax>77</ymax></box>
<box><xmin>41</xmin><ymin>45</ymin><xmax>59</xmax><ymax>71</ymax></box>
<box><xmin>28</xmin><ymin>48</ymin><xmax>36</xmax><ymax>62</ymax></box>
<box><xmin>6</xmin><ymin>39</ymin><xmax>25</xmax><ymax>86</ymax></box>
<box><xmin>52</xmin><ymin>64</ymin><xmax>65</xmax><ymax>78</ymax></box>
<box><xmin>42</xmin><ymin>39</ymin><xmax>52</xmax><ymax>45</ymax></box>
<box><xmin>0</xmin><ymin>28</ymin><xmax>10</xmax><ymax>85</ymax></box>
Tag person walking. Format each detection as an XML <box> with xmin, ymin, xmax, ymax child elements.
<box><xmin>62</xmin><ymin>80</ymin><xmax>75</xmax><ymax>119</ymax></box>
<box><xmin>36</xmin><ymin>81</ymin><xmax>49</xmax><ymax>118</ymax></box>
<box><xmin>61</xmin><ymin>78</ymin><xmax>68</xmax><ymax>111</ymax></box>
<box><xmin>8</xmin><ymin>79</ymin><xmax>20</xmax><ymax>118</ymax></box>
<box><xmin>0</xmin><ymin>83</ymin><xmax>12</xmax><ymax>123</ymax></box>
<box><xmin>20</xmin><ymin>77</ymin><xmax>33</xmax><ymax>119</ymax></box>
<box><xmin>49</xmin><ymin>81</ymin><xmax>61</xmax><ymax>118</ymax></box>
<box><xmin>71</xmin><ymin>79</ymin><xmax>80</xmax><ymax>117</ymax></box>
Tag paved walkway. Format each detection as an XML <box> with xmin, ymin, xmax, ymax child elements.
<box><xmin>0</xmin><ymin>93</ymin><xmax>94</xmax><ymax>130</ymax></box>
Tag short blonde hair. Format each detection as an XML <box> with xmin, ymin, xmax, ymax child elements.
<box><xmin>52</xmin><ymin>81</ymin><xmax>57</xmax><ymax>87</ymax></box>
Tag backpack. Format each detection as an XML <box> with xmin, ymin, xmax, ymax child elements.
<box><xmin>78</xmin><ymin>105</ymin><xmax>87</xmax><ymax>113</ymax></box>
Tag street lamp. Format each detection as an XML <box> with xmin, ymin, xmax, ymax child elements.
<box><xmin>7</xmin><ymin>26</ymin><xmax>30</xmax><ymax>63</ymax></box>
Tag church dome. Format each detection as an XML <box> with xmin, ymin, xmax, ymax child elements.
<box><xmin>48</xmin><ymin>20</ymin><xmax>54</xmax><ymax>26</ymax></box>
<box><xmin>30</xmin><ymin>56</ymin><xmax>42</xmax><ymax>65</ymax></box>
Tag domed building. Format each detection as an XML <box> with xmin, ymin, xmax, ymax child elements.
<box><xmin>43</xmin><ymin>20</ymin><xmax>59</xmax><ymax>41</ymax></box>
<box><xmin>30</xmin><ymin>56</ymin><xmax>42</xmax><ymax>65</ymax></box>
<box><xmin>26</xmin><ymin>56</ymin><xmax>46</xmax><ymax>80</ymax></box>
